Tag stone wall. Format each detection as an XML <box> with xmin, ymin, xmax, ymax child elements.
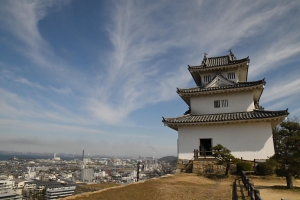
<box><xmin>192</xmin><ymin>160</ymin><xmax>225</xmax><ymax>174</ymax></box>
<box><xmin>176</xmin><ymin>159</ymin><xmax>193</xmax><ymax>173</ymax></box>
<box><xmin>176</xmin><ymin>159</ymin><xmax>225</xmax><ymax>174</ymax></box>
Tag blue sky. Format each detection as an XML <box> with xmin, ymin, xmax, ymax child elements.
<box><xmin>0</xmin><ymin>0</ymin><xmax>299</xmax><ymax>158</ymax></box>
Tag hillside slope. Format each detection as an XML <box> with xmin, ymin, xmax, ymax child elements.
<box><xmin>64</xmin><ymin>173</ymin><xmax>233</xmax><ymax>200</ymax></box>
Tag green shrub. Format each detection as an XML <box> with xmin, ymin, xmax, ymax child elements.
<box><xmin>236</xmin><ymin>161</ymin><xmax>252</xmax><ymax>174</ymax></box>
<box><xmin>256</xmin><ymin>159</ymin><xmax>277</xmax><ymax>176</ymax></box>
<box><xmin>275</xmin><ymin>168</ymin><xmax>286</xmax><ymax>177</ymax></box>
<box><xmin>256</xmin><ymin>162</ymin><xmax>274</xmax><ymax>175</ymax></box>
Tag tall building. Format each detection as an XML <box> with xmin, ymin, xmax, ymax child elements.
<box><xmin>163</xmin><ymin>50</ymin><xmax>288</xmax><ymax>161</ymax></box>
<box><xmin>80</xmin><ymin>168</ymin><xmax>94</xmax><ymax>182</ymax></box>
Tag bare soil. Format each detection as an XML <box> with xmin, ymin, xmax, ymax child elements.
<box><xmin>64</xmin><ymin>173</ymin><xmax>234</xmax><ymax>200</ymax></box>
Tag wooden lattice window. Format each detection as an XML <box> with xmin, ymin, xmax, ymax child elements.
<box><xmin>204</xmin><ymin>75</ymin><xmax>211</xmax><ymax>82</ymax></box>
<box><xmin>227</xmin><ymin>72</ymin><xmax>235</xmax><ymax>80</ymax></box>
<box><xmin>214</xmin><ymin>100</ymin><xmax>228</xmax><ymax>108</ymax></box>
<box><xmin>214</xmin><ymin>100</ymin><xmax>220</xmax><ymax>108</ymax></box>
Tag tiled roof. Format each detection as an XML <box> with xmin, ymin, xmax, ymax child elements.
<box><xmin>162</xmin><ymin>109</ymin><xmax>288</xmax><ymax>124</ymax></box>
<box><xmin>189</xmin><ymin>55</ymin><xmax>249</xmax><ymax>70</ymax></box>
<box><xmin>177</xmin><ymin>79</ymin><xmax>265</xmax><ymax>94</ymax></box>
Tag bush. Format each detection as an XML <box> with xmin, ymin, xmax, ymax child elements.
<box><xmin>275</xmin><ymin>168</ymin><xmax>286</xmax><ymax>177</ymax></box>
<box><xmin>236</xmin><ymin>161</ymin><xmax>252</xmax><ymax>174</ymax></box>
<box><xmin>256</xmin><ymin>163</ymin><xmax>274</xmax><ymax>175</ymax></box>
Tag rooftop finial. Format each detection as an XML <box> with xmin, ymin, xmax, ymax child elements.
<box><xmin>202</xmin><ymin>53</ymin><xmax>208</xmax><ymax>65</ymax></box>
<box><xmin>228</xmin><ymin>49</ymin><xmax>236</xmax><ymax>60</ymax></box>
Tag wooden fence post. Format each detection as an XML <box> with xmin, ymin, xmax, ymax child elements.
<box><xmin>241</xmin><ymin>171</ymin><xmax>263</xmax><ymax>200</ymax></box>
<box><xmin>254</xmin><ymin>189</ymin><xmax>261</xmax><ymax>200</ymax></box>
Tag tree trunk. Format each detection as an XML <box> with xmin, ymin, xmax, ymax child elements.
<box><xmin>286</xmin><ymin>170</ymin><xmax>294</xmax><ymax>189</ymax></box>
<box><xmin>225</xmin><ymin>163</ymin><xmax>230</xmax><ymax>175</ymax></box>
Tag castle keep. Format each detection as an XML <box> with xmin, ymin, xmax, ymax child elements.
<box><xmin>163</xmin><ymin>50</ymin><xmax>288</xmax><ymax>162</ymax></box>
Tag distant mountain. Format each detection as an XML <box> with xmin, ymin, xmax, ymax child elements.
<box><xmin>158</xmin><ymin>156</ymin><xmax>177</xmax><ymax>162</ymax></box>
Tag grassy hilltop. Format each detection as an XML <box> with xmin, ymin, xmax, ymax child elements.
<box><xmin>64</xmin><ymin>173</ymin><xmax>233</xmax><ymax>200</ymax></box>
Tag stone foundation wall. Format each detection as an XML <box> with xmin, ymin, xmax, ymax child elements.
<box><xmin>177</xmin><ymin>159</ymin><xmax>226</xmax><ymax>174</ymax></box>
<box><xmin>176</xmin><ymin>159</ymin><xmax>193</xmax><ymax>173</ymax></box>
<box><xmin>192</xmin><ymin>160</ymin><xmax>225</xmax><ymax>174</ymax></box>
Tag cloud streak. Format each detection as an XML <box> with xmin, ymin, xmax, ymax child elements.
<box><xmin>0</xmin><ymin>0</ymin><xmax>299</xmax><ymax>156</ymax></box>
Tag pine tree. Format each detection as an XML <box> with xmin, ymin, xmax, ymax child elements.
<box><xmin>211</xmin><ymin>144</ymin><xmax>236</xmax><ymax>176</ymax></box>
<box><xmin>272</xmin><ymin>119</ymin><xmax>300</xmax><ymax>189</ymax></box>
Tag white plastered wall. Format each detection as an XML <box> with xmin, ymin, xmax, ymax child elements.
<box><xmin>190</xmin><ymin>92</ymin><xmax>254</xmax><ymax>115</ymax></box>
<box><xmin>177</xmin><ymin>121</ymin><xmax>274</xmax><ymax>160</ymax></box>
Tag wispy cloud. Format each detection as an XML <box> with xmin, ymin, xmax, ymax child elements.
<box><xmin>250</xmin><ymin>36</ymin><xmax>300</xmax><ymax>78</ymax></box>
<box><xmin>87</xmin><ymin>1</ymin><xmax>193</xmax><ymax>124</ymax></box>
<box><xmin>0</xmin><ymin>0</ymin><xmax>299</xmax><ymax>156</ymax></box>
<box><xmin>0</xmin><ymin>88</ymin><xmax>81</xmax><ymax>125</ymax></box>
<box><xmin>0</xmin><ymin>0</ymin><xmax>299</xmax><ymax>127</ymax></box>
<box><xmin>0</xmin><ymin>1</ymin><xmax>55</xmax><ymax>67</ymax></box>
<box><xmin>1</xmin><ymin>69</ymin><xmax>73</xmax><ymax>95</ymax></box>
<box><xmin>259</xmin><ymin>67</ymin><xmax>300</xmax><ymax>117</ymax></box>
<box><xmin>87</xmin><ymin>1</ymin><xmax>300</xmax><ymax>124</ymax></box>
<box><xmin>263</xmin><ymin>78</ymin><xmax>300</xmax><ymax>105</ymax></box>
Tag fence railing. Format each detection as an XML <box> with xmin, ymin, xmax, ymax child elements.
<box><xmin>193</xmin><ymin>149</ymin><xmax>213</xmax><ymax>158</ymax></box>
<box><xmin>241</xmin><ymin>171</ymin><xmax>263</xmax><ymax>200</ymax></box>
<box><xmin>240</xmin><ymin>157</ymin><xmax>266</xmax><ymax>168</ymax></box>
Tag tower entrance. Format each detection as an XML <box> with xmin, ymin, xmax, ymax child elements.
<box><xmin>199</xmin><ymin>138</ymin><xmax>212</xmax><ymax>156</ymax></box>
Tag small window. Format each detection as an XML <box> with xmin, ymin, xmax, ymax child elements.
<box><xmin>227</xmin><ymin>72</ymin><xmax>235</xmax><ymax>80</ymax></box>
<box><xmin>204</xmin><ymin>75</ymin><xmax>211</xmax><ymax>82</ymax></box>
<box><xmin>214</xmin><ymin>100</ymin><xmax>220</xmax><ymax>108</ymax></box>
<box><xmin>214</xmin><ymin>100</ymin><xmax>228</xmax><ymax>108</ymax></box>
<box><xmin>221</xmin><ymin>100</ymin><xmax>228</xmax><ymax>107</ymax></box>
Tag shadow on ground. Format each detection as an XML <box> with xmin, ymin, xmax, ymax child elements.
<box><xmin>202</xmin><ymin>173</ymin><xmax>229</xmax><ymax>180</ymax></box>
<box><xmin>255</xmin><ymin>185</ymin><xmax>300</xmax><ymax>190</ymax></box>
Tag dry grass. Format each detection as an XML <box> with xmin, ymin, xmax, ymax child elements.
<box><xmin>249</xmin><ymin>177</ymin><xmax>300</xmax><ymax>200</ymax></box>
<box><xmin>64</xmin><ymin>173</ymin><xmax>234</xmax><ymax>200</ymax></box>
<box><xmin>84</xmin><ymin>183</ymin><xmax>120</xmax><ymax>189</ymax></box>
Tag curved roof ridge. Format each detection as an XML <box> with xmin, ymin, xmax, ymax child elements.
<box><xmin>188</xmin><ymin>56</ymin><xmax>249</xmax><ymax>69</ymax></box>
<box><xmin>206</xmin><ymin>54</ymin><xmax>229</xmax><ymax>59</ymax></box>
<box><xmin>237</xmin><ymin>79</ymin><xmax>266</xmax><ymax>84</ymax></box>
<box><xmin>254</xmin><ymin>108</ymin><xmax>289</xmax><ymax>114</ymax></box>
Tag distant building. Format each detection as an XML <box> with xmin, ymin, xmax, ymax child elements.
<box><xmin>53</xmin><ymin>153</ymin><xmax>61</xmax><ymax>161</ymax></box>
<box><xmin>163</xmin><ymin>50</ymin><xmax>288</xmax><ymax>161</ymax></box>
<box><xmin>23</xmin><ymin>180</ymin><xmax>76</xmax><ymax>200</ymax></box>
<box><xmin>45</xmin><ymin>185</ymin><xmax>76</xmax><ymax>200</ymax></box>
<box><xmin>0</xmin><ymin>180</ymin><xmax>22</xmax><ymax>200</ymax></box>
<box><xmin>80</xmin><ymin>168</ymin><xmax>94</xmax><ymax>182</ymax></box>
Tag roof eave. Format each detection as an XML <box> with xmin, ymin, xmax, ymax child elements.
<box><xmin>178</xmin><ymin>83</ymin><xmax>265</xmax><ymax>97</ymax></box>
<box><xmin>189</xmin><ymin>60</ymin><xmax>249</xmax><ymax>72</ymax></box>
<box><xmin>163</xmin><ymin>115</ymin><xmax>288</xmax><ymax>127</ymax></box>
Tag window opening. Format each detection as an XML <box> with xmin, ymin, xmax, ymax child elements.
<box><xmin>215</xmin><ymin>100</ymin><xmax>228</xmax><ymax>108</ymax></box>
<box><xmin>214</xmin><ymin>100</ymin><xmax>220</xmax><ymax>108</ymax></box>
<box><xmin>221</xmin><ymin>99</ymin><xmax>228</xmax><ymax>107</ymax></box>
<box><xmin>227</xmin><ymin>72</ymin><xmax>235</xmax><ymax>80</ymax></box>
<box><xmin>204</xmin><ymin>75</ymin><xmax>211</xmax><ymax>82</ymax></box>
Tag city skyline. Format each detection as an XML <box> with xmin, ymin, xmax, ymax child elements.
<box><xmin>0</xmin><ymin>0</ymin><xmax>300</xmax><ymax>157</ymax></box>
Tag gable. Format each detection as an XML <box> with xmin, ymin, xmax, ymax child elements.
<box><xmin>204</xmin><ymin>75</ymin><xmax>235</xmax><ymax>88</ymax></box>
